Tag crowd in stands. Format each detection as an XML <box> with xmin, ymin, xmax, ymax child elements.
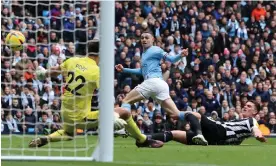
<box><xmin>1</xmin><ymin>1</ymin><xmax>276</xmax><ymax>135</ymax></box>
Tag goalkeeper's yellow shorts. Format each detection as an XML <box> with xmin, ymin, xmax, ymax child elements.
<box><xmin>61</xmin><ymin>109</ymin><xmax>99</xmax><ymax>135</ymax></box>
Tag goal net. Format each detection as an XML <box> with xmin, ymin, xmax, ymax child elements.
<box><xmin>1</xmin><ymin>0</ymin><xmax>114</xmax><ymax>162</ymax></box>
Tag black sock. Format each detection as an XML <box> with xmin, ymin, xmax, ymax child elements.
<box><xmin>186</xmin><ymin>114</ymin><xmax>202</xmax><ymax>135</ymax></box>
<box><xmin>151</xmin><ymin>131</ymin><xmax>173</xmax><ymax>142</ymax></box>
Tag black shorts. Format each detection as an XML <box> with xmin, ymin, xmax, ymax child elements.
<box><xmin>200</xmin><ymin>115</ymin><xmax>227</xmax><ymax>145</ymax></box>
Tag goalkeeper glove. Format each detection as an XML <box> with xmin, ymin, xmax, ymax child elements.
<box><xmin>36</xmin><ymin>66</ymin><xmax>47</xmax><ymax>80</ymax></box>
<box><xmin>113</xmin><ymin>112</ymin><xmax>127</xmax><ymax>131</ymax></box>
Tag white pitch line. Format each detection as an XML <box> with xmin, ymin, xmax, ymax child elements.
<box><xmin>114</xmin><ymin>161</ymin><xmax>219</xmax><ymax>166</ymax></box>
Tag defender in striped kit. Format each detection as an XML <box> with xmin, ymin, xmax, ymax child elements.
<box><xmin>221</xmin><ymin>118</ymin><xmax>257</xmax><ymax>145</ymax></box>
<box><xmin>199</xmin><ymin>112</ymin><xmax>263</xmax><ymax>145</ymax></box>
<box><xmin>151</xmin><ymin>100</ymin><xmax>267</xmax><ymax>145</ymax></box>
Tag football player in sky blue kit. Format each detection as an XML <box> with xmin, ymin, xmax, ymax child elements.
<box><xmin>115</xmin><ymin>31</ymin><xmax>208</xmax><ymax>146</ymax></box>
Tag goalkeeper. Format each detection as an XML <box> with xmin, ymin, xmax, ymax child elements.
<box><xmin>29</xmin><ymin>41</ymin><xmax>141</xmax><ymax>147</ymax></box>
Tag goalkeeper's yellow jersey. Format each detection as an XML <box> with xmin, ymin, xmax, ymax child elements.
<box><xmin>60</xmin><ymin>56</ymin><xmax>99</xmax><ymax>121</ymax></box>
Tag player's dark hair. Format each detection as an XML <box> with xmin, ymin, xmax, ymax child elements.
<box><xmin>247</xmin><ymin>100</ymin><xmax>261</xmax><ymax>114</ymax></box>
<box><xmin>88</xmin><ymin>40</ymin><xmax>99</xmax><ymax>56</ymax></box>
<box><xmin>141</xmin><ymin>30</ymin><xmax>154</xmax><ymax>36</ymax></box>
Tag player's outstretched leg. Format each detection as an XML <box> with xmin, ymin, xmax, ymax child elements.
<box><xmin>29</xmin><ymin>130</ymin><xmax>73</xmax><ymax>148</ymax></box>
<box><xmin>117</xmin><ymin>89</ymin><xmax>163</xmax><ymax>148</ymax></box>
<box><xmin>185</xmin><ymin>112</ymin><xmax>208</xmax><ymax>146</ymax></box>
<box><xmin>151</xmin><ymin>131</ymin><xmax>174</xmax><ymax>143</ymax></box>
<box><xmin>151</xmin><ymin>130</ymin><xmax>205</xmax><ymax>146</ymax></box>
<box><xmin>115</xmin><ymin>107</ymin><xmax>163</xmax><ymax>148</ymax></box>
<box><xmin>161</xmin><ymin>99</ymin><xmax>207</xmax><ymax>145</ymax></box>
<box><xmin>151</xmin><ymin>130</ymin><xmax>189</xmax><ymax>144</ymax></box>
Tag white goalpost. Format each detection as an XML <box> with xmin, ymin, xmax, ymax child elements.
<box><xmin>93</xmin><ymin>0</ymin><xmax>115</xmax><ymax>162</ymax></box>
<box><xmin>1</xmin><ymin>0</ymin><xmax>115</xmax><ymax>162</ymax></box>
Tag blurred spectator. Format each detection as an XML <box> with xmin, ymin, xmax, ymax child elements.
<box><xmin>251</xmin><ymin>3</ymin><xmax>266</xmax><ymax>21</ymax></box>
<box><xmin>6</xmin><ymin>113</ymin><xmax>20</xmax><ymax>133</ymax></box>
<box><xmin>14</xmin><ymin>110</ymin><xmax>24</xmax><ymax>132</ymax></box>
<box><xmin>143</xmin><ymin>99</ymin><xmax>159</xmax><ymax>120</ymax></box>
<box><xmin>227</xmin><ymin>14</ymin><xmax>239</xmax><ymax>38</ymax></box>
<box><xmin>228</xmin><ymin>107</ymin><xmax>238</xmax><ymax>120</ymax></box>
<box><xmin>41</xmin><ymin>84</ymin><xmax>55</xmax><ymax>106</ymax></box>
<box><xmin>190</xmin><ymin>99</ymin><xmax>200</xmax><ymax>112</ymax></box>
<box><xmin>210</xmin><ymin>111</ymin><xmax>221</xmax><ymax>121</ymax></box>
<box><xmin>143</xmin><ymin>113</ymin><xmax>153</xmax><ymax>127</ymax></box>
<box><xmin>37</xmin><ymin>111</ymin><xmax>51</xmax><ymax>133</ymax></box>
<box><xmin>165</xmin><ymin>117</ymin><xmax>182</xmax><ymax>131</ymax></box>
<box><xmin>15</xmin><ymin>52</ymin><xmax>33</xmax><ymax>80</ymax></box>
<box><xmin>64</xmin><ymin>43</ymin><xmax>75</xmax><ymax>58</ymax></box>
<box><xmin>51</xmin><ymin>112</ymin><xmax>62</xmax><ymax>133</ymax></box>
<box><xmin>50</xmin><ymin>98</ymin><xmax>61</xmax><ymax>112</ymax></box>
<box><xmin>184</xmin><ymin>123</ymin><xmax>191</xmax><ymax>132</ymax></box>
<box><xmin>23</xmin><ymin>107</ymin><xmax>36</xmax><ymax>133</ymax></box>
<box><xmin>24</xmin><ymin>66</ymin><xmax>34</xmax><ymax>81</ymax></box>
<box><xmin>220</xmin><ymin>100</ymin><xmax>230</xmax><ymax>118</ymax></box>
<box><xmin>237</xmin><ymin>21</ymin><xmax>248</xmax><ymax>41</ymax></box>
<box><xmin>268</xmin><ymin>93</ymin><xmax>276</xmax><ymax>113</ymax></box>
<box><xmin>202</xmin><ymin>91</ymin><xmax>220</xmax><ymax>116</ymax></box>
<box><xmin>11</xmin><ymin>98</ymin><xmax>23</xmax><ymax>115</ymax></box>
<box><xmin>1</xmin><ymin>86</ymin><xmax>12</xmax><ymax>109</ymax></box>
<box><xmin>21</xmin><ymin>85</ymin><xmax>35</xmax><ymax>109</ymax></box>
<box><xmin>222</xmin><ymin>112</ymin><xmax>230</xmax><ymax>122</ymax></box>
<box><xmin>151</xmin><ymin>113</ymin><xmax>165</xmax><ymax>133</ymax></box>
<box><xmin>12</xmin><ymin>51</ymin><xmax>21</xmax><ymax>66</ymax></box>
<box><xmin>136</xmin><ymin>115</ymin><xmax>150</xmax><ymax>134</ymax></box>
<box><xmin>268</xmin><ymin>118</ymin><xmax>276</xmax><ymax>133</ymax></box>
<box><xmin>48</xmin><ymin>46</ymin><xmax>65</xmax><ymax>67</ymax></box>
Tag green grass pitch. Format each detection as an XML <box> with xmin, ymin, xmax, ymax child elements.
<box><xmin>1</xmin><ymin>135</ymin><xmax>276</xmax><ymax>166</ymax></box>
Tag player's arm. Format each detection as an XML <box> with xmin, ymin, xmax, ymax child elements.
<box><xmin>251</xmin><ymin>118</ymin><xmax>267</xmax><ymax>143</ymax></box>
<box><xmin>123</xmin><ymin>68</ymin><xmax>142</xmax><ymax>75</ymax></box>
<box><xmin>115</xmin><ymin>64</ymin><xmax>142</xmax><ymax>75</ymax></box>
<box><xmin>252</xmin><ymin>127</ymin><xmax>267</xmax><ymax>142</ymax></box>
<box><xmin>35</xmin><ymin>65</ymin><xmax>62</xmax><ymax>79</ymax></box>
<box><xmin>48</xmin><ymin>66</ymin><xmax>62</xmax><ymax>77</ymax></box>
<box><xmin>36</xmin><ymin>58</ymin><xmax>70</xmax><ymax>79</ymax></box>
<box><xmin>162</xmin><ymin>48</ymin><xmax>189</xmax><ymax>63</ymax></box>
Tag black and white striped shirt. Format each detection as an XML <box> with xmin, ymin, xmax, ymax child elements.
<box><xmin>210</xmin><ymin>117</ymin><xmax>258</xmax><ymax>145</ymax></box>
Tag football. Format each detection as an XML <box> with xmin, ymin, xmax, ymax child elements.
<box><xmin>5</xmin><ymin>30</ymin><xmax>26</xmax><ymax>51</ymax></box>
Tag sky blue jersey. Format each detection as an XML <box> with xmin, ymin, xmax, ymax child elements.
<box><xmin>123</xmin><ymin>46</ymin><xmax>182</xmax><ymax>80</ymax></box>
